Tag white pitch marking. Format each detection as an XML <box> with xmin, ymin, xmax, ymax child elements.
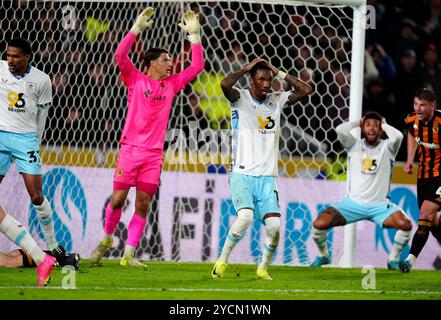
<box><xmin>0</xmin><ymin>286</ymin><xmax>441</xmax><ymax>295</ymax></box>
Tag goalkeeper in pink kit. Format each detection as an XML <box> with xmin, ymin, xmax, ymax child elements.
<box><xmin>91</xmin><ymin>7</ymin><xmax>204</xmax><ymax>267</ymax></box>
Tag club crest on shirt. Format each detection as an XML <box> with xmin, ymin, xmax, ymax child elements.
<box><xmin>433</xmin><ymin>126</ymin><xmax>439</xmax><ymax>134</ymax></box>
<box><xmin>116</xmin><ymin>168</ymin><xmax>123</xmax><ymax>177</ymax></box>
<box><xmin>266</xmin><ymin>99</ymin><xmax>276</xmax><ymax>110</ymax></box>
<box><xmin>25</xmin><ymin>82</ymin><xmax>35</xmax><ymax>91</ymax></box>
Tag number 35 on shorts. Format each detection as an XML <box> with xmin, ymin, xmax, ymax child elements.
<box><xmin>27</xmin><ymin>150</ymin><xmax>40</xmax><ymax>164</ymax></box>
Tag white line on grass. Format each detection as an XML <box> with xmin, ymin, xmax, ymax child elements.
<box><xmin>0</xmin><ymin>286</ymin><xmax>441</xmax><ymax>296</ymax></box>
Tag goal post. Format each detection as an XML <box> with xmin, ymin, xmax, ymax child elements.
<box><xmin>342</xmin><ymin>0</ymin><xmax>366</xmax><ymax>268</ymax></box>
<box><xmin>0</xmin><ymin>0</ymin><xmax>366</xmax><ymax>267</ymax></box>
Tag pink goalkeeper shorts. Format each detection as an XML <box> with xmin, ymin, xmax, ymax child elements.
<box><xmin>113</xmin><ymin>144</ymin><xmax>163</xmax><ymax>196</ymax></box>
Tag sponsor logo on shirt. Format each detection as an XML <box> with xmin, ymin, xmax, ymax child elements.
<box><xmin>361</xmin><ymin>157</ymin><xmax>377</xmax><ymax>175</ymax></box>
<box><xmin>144</xmin><ymin>89</ymin><xmax>166</xmax><ymax>102</ymax></box>
<box><xmin>415</xmin><ymin>137</ymin><xmax>440</xmax><ymax>149</ymax></box>
<box><xmin>257</xmin><ymin>115</ymin><xmax>276</xmax><ymax>134</ymax></box>
<box><xmin>6</xmin><ymin>91</ymin><xmax>26</xmax><ymax>113</ymax></box>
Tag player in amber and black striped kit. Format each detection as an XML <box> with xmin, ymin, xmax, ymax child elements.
<box><xmin>400</xmin><ymin>88</ymin><xmax>441</xmax><ymax>272</ymax></box>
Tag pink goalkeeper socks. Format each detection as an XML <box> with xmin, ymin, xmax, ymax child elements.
<box><xmin>127</xmin><ymin>213</ymin><xmax>147</xmax><ymax>247</ymax></box>
<box><xmin>104</xmin><ymin>203</ymin><xmax>123</xmax><ymax>235</ymax></box>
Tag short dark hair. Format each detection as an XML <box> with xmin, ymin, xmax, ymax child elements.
<box><xmin>414</xmin><ymin>87</ymin><xmax>436</xmax><ymax>103</ymax></box>
<box><xmin>250</xmin><ymin>62</ymin><xmax>272</xmax><ymax>78</ymax></box>
<box><xmin>7</xmin><ymin>37</ymin><xmax>32</xmax><ymax>55</ymax></box>
<box><xmin>363</xmin><ymin>111</ymin><xmax>382</xmax><ymax>122</ymax></box>
<box><xmin>144</xmin><ymin>48</ymin><xmax>169</xmax><ymax>69</ymax></box>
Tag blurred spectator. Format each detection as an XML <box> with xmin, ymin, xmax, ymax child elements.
<box><xmin>63</xmin><ymin>107</ymin><xmax>83</xmax><ymax>146</ymax></box>
<box><xmin>393</xmin><ymin>49</ymin><xmax>423</xmax><ymax>120</ymax></box>
<box><xmin>419</xmin><ymin>43</ymin><xmax>441</xmax><ymax>99</ymax></box>
<box><xmin>363</xmin><ymin>79</ymin><xmax>396</xmax><ymax>126</ymax></box>
<box><xmin>193</xmin><ymin>69</ymin><xmax>230</xmax><ymax>130</ymax></box>
<box><xmin>364</xmin><ymin>49</ymin><xmax>380</xmax><ymax>84</ymax></box>
<box><xmin>299</xmin><ymin>68</ymin><xmax>314</xmax><ymax>85</ymax></box>
<box><xmin>393</xmin><ymin>19</ymin><xmax>421</xmax><ymax>58</ymax></box>
<box><xmin>293</xmin><ymin>44</ymin><xmax>316</xmax><ymax>71</ymax></box>
<box><xmin>82</xmin><ymin>64</ymin><xmax>110</xmax><ymax>146</ymax></box>
<box><xmin>7</xmin><ymin>0</ymin><xmax>441</xmax><ymax>167</ymax></box>
<box><xmin>367</xmin><ymin>43</ymin><xmax>397</xmax><ymax>82</ymax></box>
<box><xmin>95</xmin><ymin>119</ymin><xmax>118</xmax><ymax>166</ymax></box>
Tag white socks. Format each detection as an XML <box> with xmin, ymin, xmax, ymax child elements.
<box><xmin>0</xmin><ymin>214</ymin><xmax>45</xmax><ymax>265</ymax></box>
<box><xmin>219</xmin><ymin>208</ymin><xmax>254</xmax><ymax>263</ymax></box>
<box><xmin>389</xmin><ymin>230</ymin><xmax>411</xmax><ymax>261</ymax></box>
<box><xmin>34</xmin><ymin>197</ymin><xmax>58</xmax><ymax>250</ymax></box>
<box><xmin>218</xmin><ymin>210</ymin><xmax>281</xmax><ymax>270</ymax></box>
<box><xmin>312</xmin><ymin>226</ymin><xmax>329</xmax><ymax>258</ymax></box>
<box><xmin>406</xmin><ymin>254</ymin><xmax>417</xmax><ymax>266</ymax></box>
<box><xmin>258</xmin><ymin>217</ymin><xmax>280</xmax><ymax>270</ymax></box>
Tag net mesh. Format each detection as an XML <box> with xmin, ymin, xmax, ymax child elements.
<box><xmin>0</xmin><ymin>0</ymin><xmax>353</xmax><ymax>265</ymax></box>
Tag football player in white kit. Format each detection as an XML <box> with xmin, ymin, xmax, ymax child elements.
<box><xmin>211</xmin><ymin>58</ymin><xmax>312</xmax><ymax>280</ymax></box>
<box><xmin>0</xmin><ymin>38</ymin><xmax>61</xmax><ymax>285</ymax></box>
<box><xmin>310</xmin><ymin>112</ymin><xmax>413</xmax><ymax>270</ymax></box>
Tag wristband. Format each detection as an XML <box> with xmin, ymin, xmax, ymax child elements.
<box><xmin>188</xmin><ymin>34</ymin><xmax>201</xmax><ymax>44</ymax></box>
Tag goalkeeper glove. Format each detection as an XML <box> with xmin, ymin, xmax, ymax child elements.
<box><xmin>130</xmin><ymin>7</ymin><xmax>155</xmax><ymax>35</ymax></box>
<box><xmin>178</xmin><ymin>10</ymin><xmax>201</xmax><ymax>44</ymax></box>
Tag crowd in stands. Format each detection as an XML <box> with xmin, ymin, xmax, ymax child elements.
<box><xmin>1</xmin><ymin>0</ymin><xmax>441</xmax><ymax>163</ymax></box>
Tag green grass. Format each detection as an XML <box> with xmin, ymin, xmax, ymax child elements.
<box><xmin>0</xmin><ymin>260</ymin><xmax>440</xmax><ymax>300</ymax></box>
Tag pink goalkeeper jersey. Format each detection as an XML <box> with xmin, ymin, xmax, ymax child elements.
<box><xmin>115</xmin><ymin>32</ymin><xmax>204</xmax><ymax>150</ymax></box>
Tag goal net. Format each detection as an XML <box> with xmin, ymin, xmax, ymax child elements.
<box><xmin>0</xmin><ymin>0</ymin><xmax>363</xmax><ymax>267</ymax></box>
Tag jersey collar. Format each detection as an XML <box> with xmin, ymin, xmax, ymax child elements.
<box><xmin>10</xmin><ymin>64</ymin><xmax>32</xmax><ymax>80</ymax></box>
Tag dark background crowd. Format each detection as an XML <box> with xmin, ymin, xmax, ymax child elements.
<box><xmin>1</xmin><ymin>0</ymin><xmax>440</xmax><ymax>163</ymax></box>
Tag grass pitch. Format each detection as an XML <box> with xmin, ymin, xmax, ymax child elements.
<box><xmin>0</xmin><ymin>260</ymin><xmax>440</xmax><ymax>300</ymax></box>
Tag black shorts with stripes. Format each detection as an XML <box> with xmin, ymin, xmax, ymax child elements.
<box><xmin>417</xmin><ymin>176</ymin><xmax>441</xmax><ymax>208</ymax></box>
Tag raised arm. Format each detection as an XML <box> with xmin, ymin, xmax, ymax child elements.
<box><xmin>404</xmin><ymin>131</ymin><xmax>418</xmax><ymax>174</ymax></box>
<box><xmin>381</xmin><ymin>119</ymin><xmax>404</xmax><ymax>155</ymax></box>
<box><xmin>335</xmin><ymin>120</ymin><xmax>360</xmax><ymax>150</ymax></box>
<box><xmin>115</xmin><ymin>7</ymin><xmax>155</xmax><ymax>84</ymax></box>
<box><xmin>174</xmin><ymin>11</ymin><xmax>204</xmax><ymax>87</ymax></box>
<box><xmin>220</xmin><ymin>58</ymin><xmax>266</xmax><ymax>103</ymax></box>
<box><xmin>266</xmin><ymin>62</ymin><xmax>313</xmax><ymax>104</ymax></box>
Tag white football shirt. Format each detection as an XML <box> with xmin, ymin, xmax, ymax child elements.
<box><xmin>0</xmin><ymin>60</ymin><xmax>52</xmax><ymax>137</ymax></box>
<box><xmin>230</xmin><ymin>88</ymin><xmax>292</xmax><ymax>176</ymax></box>
<box><xmin>346</xmin><ymin>138</ymin><xmax>396</xmax><ymax>204</ymax></box>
